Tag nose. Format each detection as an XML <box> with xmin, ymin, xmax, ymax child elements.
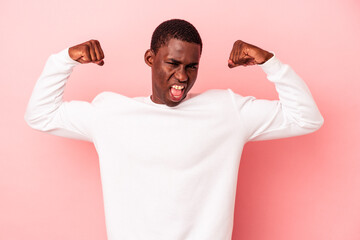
<box><xmin>174</xmin><ymin>66</ymin><xmax>188</xmax><ymax>82</ymax></box>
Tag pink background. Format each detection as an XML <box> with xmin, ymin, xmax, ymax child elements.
<box><xmin>1</xmin><ymin>0</ymin><xmax>360</xmax><ymax>239</ymax></box>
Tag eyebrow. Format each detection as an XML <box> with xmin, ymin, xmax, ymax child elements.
<box><xmin>167</xmin><ymin>58</ymin><xmax>199</xmax><ymax>66</ymax></box>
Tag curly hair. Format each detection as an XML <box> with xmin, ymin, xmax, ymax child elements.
<box><xmin>150</xmin><ymin>19</ymin><xmax>202</xmax><ymax>55</ymax></box>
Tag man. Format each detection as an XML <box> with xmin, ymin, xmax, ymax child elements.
<box><xmin>25</xmin><ymin>19</ymin><xmax>323</xmax><ymax>240</ymax></box>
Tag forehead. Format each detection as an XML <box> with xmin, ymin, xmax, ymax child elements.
<box><xmin>157</xmin><ymin>38</ymin><xmax>201</xmax><ymax>62</ymax></box>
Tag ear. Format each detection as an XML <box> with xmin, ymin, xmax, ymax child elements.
<box><xmin>144</xmin><ymin>49</ymin><xmax>154</xmax><ymax>67</ymax></box>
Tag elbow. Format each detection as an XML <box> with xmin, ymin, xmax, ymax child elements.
<box><xmin>311</xmin><ymin>115</ymin><xmax>324</xmax><ymax>132</ymax></box>
<box><xmin>318</xmin><ymin>115</ymin><xmax>324</xmax><ymax>129</ymax></box>
<box><xmin>313</xmin><ymin>108</ymin><xmax>325</xmax><ymax>131</ymax></box>
<box><xmin>24</xmin><ymin>110</ymin><xmax>34</xmax><ymax>128</ymax></box>
<box><xmin>301</xmin><ymin>114</ymin><xmax>324</xmax><ymax>134</ymax></box>
<box><xmin>24</xmin><ymin>110</ymin><xmax>53</xmax><ymax>131</ymax></box>
<box><xmin>24</xmin><ymin>111</ymin><xmax>40</xmax><ymax>130</ymax></box>
<box><xmin>25</xmin><ymin>99</ymin><xmax>62</xmax><ymax>131</ymax></box>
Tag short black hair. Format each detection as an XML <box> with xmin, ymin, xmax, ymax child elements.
<box><xmin>150</xmin><ymin>19</ymin><xmax>202</xmax><ymax>55</ymax></box>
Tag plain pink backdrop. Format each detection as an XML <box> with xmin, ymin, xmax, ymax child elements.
<box><xmin>1</xmin><ymin>0</ymin><xmax>360</xmax><ymax>239</ymax></box>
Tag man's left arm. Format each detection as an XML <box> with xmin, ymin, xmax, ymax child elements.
<box><xmin>228</xmin><ymin>40</ymin><xmax>324</xmax><ymax>141</ymax></box>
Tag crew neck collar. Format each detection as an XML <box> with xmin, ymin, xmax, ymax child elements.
<box><xmin>144</xmin><ymin>94</ymin><xmax>191</xmax><ymax>109</ymax></box>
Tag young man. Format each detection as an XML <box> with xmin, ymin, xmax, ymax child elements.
<box><xmin>25</xmin><ymin>19</ymin><xmax>323</xmax><ymax>240</ymax></box>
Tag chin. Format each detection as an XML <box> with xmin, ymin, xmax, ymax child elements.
<box><xmin>166</xmin><ymin>97</ymin><xmax>184</xmax><ymax>107</ymax></box>
<box><xmin>165</xmin><ymin>100</ymin><xmax>181</xmax><ymax>107</ymax></box>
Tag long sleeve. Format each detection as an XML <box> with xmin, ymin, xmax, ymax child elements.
<box><xmin>24</xmin><ymin>48</ymin><xmax>95</xmax><ymax>142</ymax></box>
<box><xmin>229</xmin><ymin>54</ymin><xmax>324</xmax><ymax>142</ymax></box>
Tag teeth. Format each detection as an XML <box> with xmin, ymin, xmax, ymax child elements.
<box><xmin>172</xmin><ymin>85</ymin><xmax>184</xmax><ymax>90</ymax></box>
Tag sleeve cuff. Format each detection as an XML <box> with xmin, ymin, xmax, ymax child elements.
<box><xmin>58</xmin><ymin>47</ymin><xmax>81</xmax><ymax>66</ymax></box>
<box><xmin>258</xmin><ymin>52</ymin><xmax>284</xmax><ymax>76</ymax></box>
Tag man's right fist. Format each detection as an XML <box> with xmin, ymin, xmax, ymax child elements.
<box><xmin>69</xmin><ymin>40</ymin><xmax>105</xmax><ymax>66</ymax></box>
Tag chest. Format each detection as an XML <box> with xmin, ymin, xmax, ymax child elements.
<box><xmin>93</xmin><ymin>103</ymin><xmax>241</xmax><ymax>169</ymax></box>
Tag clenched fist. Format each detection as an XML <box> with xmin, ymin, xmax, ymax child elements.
<box><xmin>228</xmin><ymin>40</ymin><xmax>273</xmax><ymax>68</ymax></box>
<box><xmin>69</xmin><ymin>39</ymin><xmax>105</xmax><ymax>66</ymax></box>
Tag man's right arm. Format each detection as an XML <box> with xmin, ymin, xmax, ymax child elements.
<box><xmin>24</xmin><ymin>40</ymin><xmax>105</xmax><ymax>142</ymax></box>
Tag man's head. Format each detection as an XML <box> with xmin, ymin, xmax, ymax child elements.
<box><xmin>150</xmin><ymin>19</ymin><xmax>202</xmax><ymax>55</ymax></box>
<box><xmin>144</xmin><ymin>19</ymin><xmax>202</xmax><ymax>107</ymax></box>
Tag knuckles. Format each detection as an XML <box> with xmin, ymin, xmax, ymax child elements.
<box><xmin>234</xmin><ymin>40</ymin><xmax>244</xmax><ymax>46</ymax></box>
<box><xmin>87</xmin><ymin>39</ymin><xmax>99</xmax><ymax>45</ymax></box>
<box><xmin>233</xmin><ymin>40</ymin><xmax>245</xmax><ymax>49</ymax></box>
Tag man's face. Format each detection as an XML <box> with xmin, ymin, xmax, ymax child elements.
<box><xmin>145</xmin><ymin>38</ymin><xmax>201</xmax><ymax>107</ymax></box>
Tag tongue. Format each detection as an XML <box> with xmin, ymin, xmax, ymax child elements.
<box><xmin>171</xmin><ymin>87</ymin><xmax>182</xmax><ymax>97</ymax></box>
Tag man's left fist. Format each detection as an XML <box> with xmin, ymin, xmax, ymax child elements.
<box><xmin>228</xmin><ymin>40</ymin><xmax>274</xmax><ymax>68</ymax></box>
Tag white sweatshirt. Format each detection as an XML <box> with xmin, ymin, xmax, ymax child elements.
<box><xmin>25</xmin><ymin>48</ymin><xmax>323</xmax><ymax>240</ymax></box>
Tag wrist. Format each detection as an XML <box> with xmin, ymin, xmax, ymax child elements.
<box><xmin>65</xmin><ymin>48</ymin><xmax>81</xmax><ymax>65</ymax></box>
<box><xmin>258</xmin><ymin>51</ymin><xmax>274</xmax><ymax>64</ymax></box>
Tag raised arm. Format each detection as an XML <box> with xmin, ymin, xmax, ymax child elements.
<box><xmin>24</xmin><ymin>40</ymin><xmax>105</xmax><ymax>142</ymax></box>
<box><xmin>228</xmin><ymin>40</ymin><xmax>324</xmax><ymax>141</ymax></box>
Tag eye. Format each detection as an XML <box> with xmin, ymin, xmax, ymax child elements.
<box><xmin>167</xmin><ymin>62</ymin><xmax>178</xmax><ymax>66</ymax></box>
<box><xmin>187</xmin><ymin>65</ymin><xmax>198</xmax><ymax>70</ymax></box>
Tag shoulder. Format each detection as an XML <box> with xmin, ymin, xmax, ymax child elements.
<box><xmin>194</xmin><ymin>88</ymin><xmax>247</xmax><ymax>102</ymax></box>
<box><xmin>91</xmin><ymin>91</ymin><xmax>130</xmax><ymax>107</ymax></box>
<box><xmin>186</xmin><ymin>89</ymin><xmax>238</xmax><ymax>109</ymax></box>
<box><xmin>226</xmin><ymin>89</ymin><xmax>256</xmax><ymax>108</ymax></box>
<box><xmin>193</xmin><ymin>89</ymin><xmax>232</xmax><ymax>99</ymax></box>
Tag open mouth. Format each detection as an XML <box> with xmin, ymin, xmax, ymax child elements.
<box><xmin>169</xmin><ymin>84</ymin><xmax>185</xmax><ymax>102</ymax></box>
